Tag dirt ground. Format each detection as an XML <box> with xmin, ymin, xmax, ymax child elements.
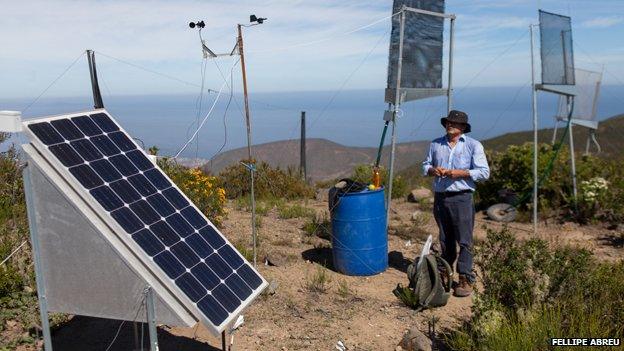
<box><xmin>8</xmin><ymin>196</ymin><xmax>623</xmax><ymax>350</ymax></box>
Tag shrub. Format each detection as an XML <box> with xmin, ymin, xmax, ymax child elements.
<box><xmin>0</xmin><ymin>266</ymin><xmax>23</xmax><ymax>298</ymax></box>
<box><xmin>158</xmin><ymin>158</ymin><xmax>227</xmax><ymax>227</ymax></box>
<box><xmin>445</xmin><ymin>227</ymin><xmax>624</xmax><ymax>351</ymax></box>
<box><xmin>477</xmin><ymin>143</ymin><xmax>624</xmax><ymax>223</ymax></box>
<box><xmin>0</xmin><ymin>141</ymin><xmax>31</xmax><ymax>301</ymax></box>
<box><xmin>218</xmin><ymin>160</ymin><xmax>315</xmax><ymax>200</ymax></box>
<box><xmin>278</xmin><ymin>204</ymin><xmax>315</xmax><ymax>219</ymax></box>
<box><xmin>233</xmin><ymin>241</ymin><xmax>254</xmax><ymax>263</ymax></box>
<box><xmin>337</xmin><ymin>279</ymin><xmax>354</xmax><ymax>298</ymax></box>
<box><xmin>302</xmin><ymin>213</ymin><xmax>331</xmax><ymax>240</ymax></box>
<box><xmin>351</xmin><ymin>164</ymin><xmax>407</xmax><ymax>199</ymax></box>
<box><xmin>304</xmin><ymin>265</ymin><xmax>331</xmax><ymax>293</ymax></box>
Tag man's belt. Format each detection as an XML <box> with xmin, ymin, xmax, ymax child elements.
<box><xmin>435</xmin><ymin>189</ymin><xmax>473</xmax><ymax>197</ymax></box>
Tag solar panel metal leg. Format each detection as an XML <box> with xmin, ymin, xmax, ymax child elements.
<box><xmin>23</xmin><ymin>167</ymin><xmax>54</xmax><ymax>351</ymax></box>
<box><xmin>145</xmin><ymin>287</ymin><xmax>159</xmax><ymax>351</ymax></box>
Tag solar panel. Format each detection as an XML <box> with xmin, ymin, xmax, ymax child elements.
<box><xmin>24</xmin><ymin>110</ymin><xmax>267</xmax><ymax>333</ymax></box>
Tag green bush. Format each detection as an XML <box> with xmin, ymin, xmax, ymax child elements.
<box><xmin>302</xmin><ymin>213</ymin><xmax>331</xmax><ymax>240</ymax></box>
<box><xmin>158</xmin><ymin>158</ymin><xmax>227</xmax><ymax>227</ymax></box>
<box><xmin>445</xmin><ymin>227</ymin><xmax>624</xmax><ymax>351</ymax></box>
<box><xmin>278</xmin><ymin>204</ymin><xmax>315</xmax><ymax>219</ymax></box>
<box><xmin>0</xmin><ymin>140</ymin><xmax>31</xmax><ymax>301</ymax></box>
<box><xmin>218</xmin><ymin>160</ymin><xmax>315</xmax><ymax>200</ymax></box>
<box><xmin>477</xmin><ymin>143</ymin><xmax>624</xmax><ymax>223</ymax></box>
<box><xmin>0</xmin><ymin>266</ymin><xmax>23</xmax><ymax>298</ymax></box>
<box><xmin>351</xmin><ymin>164</ymin><xmax>407</xmax><ymax>199</ymax></box>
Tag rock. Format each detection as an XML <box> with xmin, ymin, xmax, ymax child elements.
<box><xmin>264</xmin><ymin>252</ymin><xmax>288</xmax><ymax>267</ymax></box>
<box><xmin>399</xmin><ymin>328</ymin><xmax>431</xmax><ymax>351</ymax></box>
<box><xmin>411</xmin><ymin>210</ymin><xmax>424</xmax><ymax>221</ymax></box>
<box><xmin>407</xmin><ymin>188</ymin><xmax>433</xmax><ymax>203</ymax></box>
<box><xmin>267</xmin><ymin>280</ymin><xmax>279</xmax><ymax>295</ymax></box>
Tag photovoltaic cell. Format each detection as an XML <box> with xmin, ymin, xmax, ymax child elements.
<box><xmin>71</xmin><ymin>115</ymin><xmax>102</xmax><ymax>136</ymax></box>
<box><xmin>26</xmin><ymin>110</ymin><xmax>265</xmax><ymax>333</ymax></box>
<box><xmin>90</xmin><ymin>159</ymin><xmax>122</xmax><ymax>183</ymax></box>
<box><xmin>110</xmin><ymin>179</ymin><xmax>141</xmax><ymax>203</ymax></box>
<box><xmin>69</xmin><ymin>164</ymin><xmax>103</xmax><ymax>189</ymax></box>
<box><xmin>151</xmin><ymin>221</ymin><xmax>179</xmax><ymax>246</ymax></box>
<box><xmin>71</xmin><ymin>139</ymin><xmax>102</xmax><ymax>161</ymax></box>
<box><xmin>162</xmin><ymin>187</ymin><xmax>189</xmax><ymax>209</ymax></box>
<box><xmin>90</xmin><ymin>186</ymin><xmax>123</xmax><ymax>211</ymax></box>
<box><xmin>49</xmin><ymin>144</ymin><xmax>83</xmax><ymax>167</ymax></box>
<box><xmin>91</xmin><ymin>135</ymin><xmax>120</xmax><ymax>156</ymax></box>
<box><xmin>146</xmin><ymin>193</ymin><xmax>176</xmax><ymax>217</ymax></box>
<box><xmin>132</xmin><ymin>229</ymin><xmax>164</xmax><ymax>257</ymax></box>
<box><xmin>127</xmin><ymin>174</ymin><xmax>157</xmax><ymax>196</ymax></box>
<box><xmin>50</xmin><ymin>119</ymin><xmax>83</xmax><ymax>140</ymax></box>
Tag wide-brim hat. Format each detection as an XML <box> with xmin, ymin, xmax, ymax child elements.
<box><xmin>441</xmin><ymin>110</ymin><xmax>471</xmax><ymax>133</ymax></box>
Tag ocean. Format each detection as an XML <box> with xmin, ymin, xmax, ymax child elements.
<box><xmin>1</xmin><ymin>86</ymin><xmax>622</xmax><ymax>158</ymax></box>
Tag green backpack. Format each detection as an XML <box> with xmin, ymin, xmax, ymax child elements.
<box><xmin>393</xmin><ymin>254</ymin><xmax>452</xmax><ymax>311</ymax></box>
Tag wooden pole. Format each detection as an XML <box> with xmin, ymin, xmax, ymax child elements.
<box><xmin>237</xmin><ymin>25</ymin><xmax>252</xmax><ymax>161</ymax></box>
<box><xmin>237</xmin><ymin>24</ymin><xmax>257</xmax><ymax>267</ymax></box>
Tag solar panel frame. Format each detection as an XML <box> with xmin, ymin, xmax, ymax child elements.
<box><xmin>23</xmin><ymin>109</ymin><xmax>267</xmax><ymax>335</ymax></box>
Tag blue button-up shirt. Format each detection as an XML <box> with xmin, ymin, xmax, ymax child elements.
<box><xmin>422</xmin><ymin>134</ymin><xmax>490</xmax><ymax>193</ymax></box>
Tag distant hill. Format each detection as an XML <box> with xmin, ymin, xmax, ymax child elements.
<box><xmin>202</xmin><ymin>114</ymin><xmax>623</xmax><ymax>182</ymax></box>
<box><xmin>202</xmin><ymin>138</ymin><xmax>429</xmax><ymax>182</ymax></box>
<box><xmin>483</xmin><ymin>114</ymin><xmax>624</xmax><ymax>158</ymax></box>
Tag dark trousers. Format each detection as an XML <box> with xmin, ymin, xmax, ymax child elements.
<box><xmin>433</xmin><ymin>192</ymin><xmax>475</xmax><ymax>282</ymax></box>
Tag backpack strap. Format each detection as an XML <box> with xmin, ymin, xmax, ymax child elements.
<box><xmin>420</xmin><ymin>255</ymin><xmax>452</xmax><ymax>308</ymax></box>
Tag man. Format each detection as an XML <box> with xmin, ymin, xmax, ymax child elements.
<box><xmin>422</xmin><ymin>110</ymin><xmax>490</xmax><ymax>297</ymax></box>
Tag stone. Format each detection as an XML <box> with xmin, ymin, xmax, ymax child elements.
<box><xmin>267</xmin><ymin>280</ymin><xmax>279</xmax><ymax>295</ymax></box>
<box><xmin>411</xmin><ymin>210</ymin><xmax>424</xmax><ymax>221</ymax></box>
<box><xmin>399</xmin><ymin>327</ymin><xmax>432</xmax><ymax>351</ymax></box>
<box><xmin>407</xmin><ymin>188</ymin><xmax>433</xmax><ymax>203</ymax></box>
<box><xmin>264</xmin><ymin>252</ymin><xmax>288</xmax><ymax>267</ymax></box>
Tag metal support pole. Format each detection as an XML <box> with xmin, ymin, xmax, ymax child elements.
<box><xmin>86</xmin><ymin>50</ymin><xmax>104</xmax><ymax>109</ymax></box>
<box><xmin>552</xmin><ymin>121</ymin><xmax>559</xmax><ymax>144</ymax></box>
<box><xmin>250</xmin><ymin>168</ymin><xmax>257</xmax><ymax>268</ymax></box>
<box><xmin>386</xmin><ymin>8</ymin><xmax>406</xmax><ymax>227</ymax></box>
<box><xmin>240</xmin><ymin>162</ymin><xmax>257</xmax><ymax>267</ymax></box>
<box><xmin>300</xmin><ymin>111</ymin><xmax>307</xmax><ymax>182</ymax></box>
<box><xmin>237</xmin><ymin>24</ymin><xmax>257</xmax><ymax>267</ymax></box>
<box><xmin>447</xmin><ymin>17</ymin><xmax>456</xmax><ymax>113</ymax></box>
<box><xmin>145</xmin><ymin>287</ymin><xmax>159</xmax><ymax>351</ymax></box>
<box><xmin>23</xmin><ymin>167</ymin><xmax>53</xmax><ymax>351</ymax></box>
<box><xmin>529</xmin><ymin>25</ymin><xmax>539</xmax><ymax>236</ymax></box>
<box><xmin>567</xmin><ymin>96</ymin><xmax>578</xmax><ymax>204</ymax></box>
<box><xmin>222</xmin><ymin>331</ymin><xmax>227</xmax><ymax>351</ymax></box>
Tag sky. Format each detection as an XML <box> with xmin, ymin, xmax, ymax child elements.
<box><xmin>1</xmin><ymin>0</ymin><xmax>623</xmax><ymax>99</ymax></box>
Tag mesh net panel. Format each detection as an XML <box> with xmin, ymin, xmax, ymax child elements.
<box><xmin>387</xmin><ymin>0</ymin><xmax>445</xmax><ymax>92</ymax></box>
<box><xmin>539</xmin><ymin>10</ymin><xmax>575</xmax><ymax>85</ymax></box>
<box><xmin>556</xmin><ymin>68</ymin><xmax>602</xmax><ymax>127</ymax></box>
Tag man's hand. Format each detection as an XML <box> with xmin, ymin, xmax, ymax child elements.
<box><xmin>428</xmin><ymin>167</ymin><xmax>447</xmax><ymax>177</ymax></box>
<box><xmin>447</xmin><ymin>169</ymin><xmax>470</xmax><ymax>179</ymax></box>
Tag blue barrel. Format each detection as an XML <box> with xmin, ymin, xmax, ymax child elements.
<box><xmin>330</xmin><ymin>187</ymin><xmax>387</xmax><ymax>276</ymax></box>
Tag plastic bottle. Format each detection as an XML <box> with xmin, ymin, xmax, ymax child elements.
<box><xmin>372</xmin><ymin>167</ymin><xmax>381</xmax><ymax>189</ymax></box>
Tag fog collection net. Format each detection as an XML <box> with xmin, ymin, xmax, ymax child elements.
<box><xmin>539</xmin><ymin>10</ymin><xmax>575</xmax><ymax>85</ymax></box>
<box><xmin>556</xmin><ymin>68</ymin><xmax>602</xmax><ymax>128</ymax></box>
<box><xmin>387</xmin><ymin>0</ymin><xmax>446</xmax><ymax>94</ymax></box>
